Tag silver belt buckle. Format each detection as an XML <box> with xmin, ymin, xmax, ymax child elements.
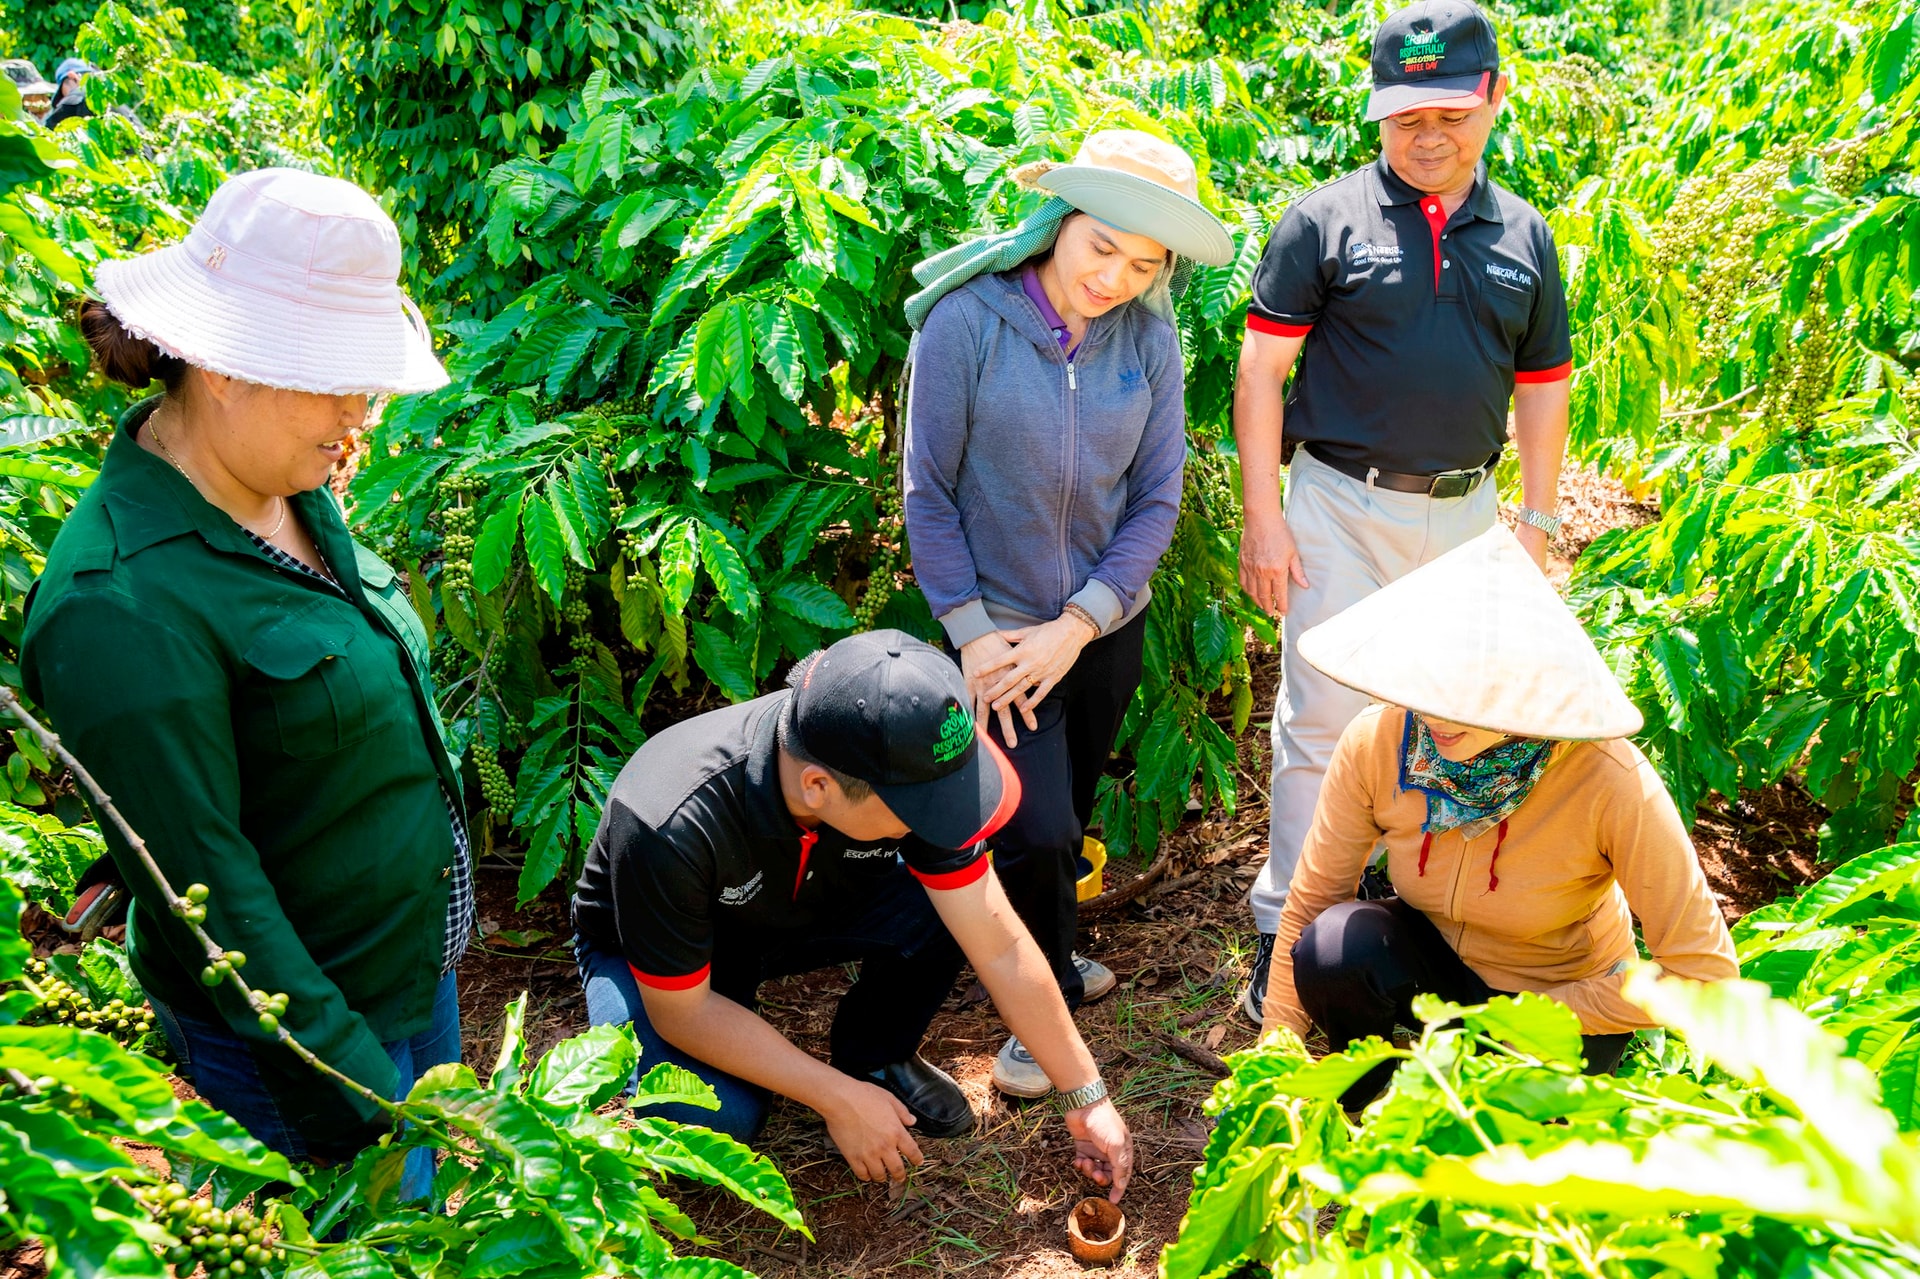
<box><xmin>1428</xmin><ymin>467</ymin><xmax>1479</xmax><ymax>499</ymax></box>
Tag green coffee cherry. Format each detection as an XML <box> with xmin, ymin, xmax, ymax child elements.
<box><xmin>185</xmin><ymin>883</ymin><xmax>210</xmax><ymax>904</ymax></box>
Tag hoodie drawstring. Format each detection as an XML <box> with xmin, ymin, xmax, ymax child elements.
<box><xmin>1416</xmin><ymin>821</ymin><xmax>1511</xmax><ymax>891</ymax></box>
<box><xmin>1487</xmin><ymin>819</ymin><xmax>1510</xmax><ymax>893</ymax></box>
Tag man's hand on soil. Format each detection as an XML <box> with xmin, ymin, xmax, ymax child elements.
<box><xmin>1065</xmin><ymin>1097</ymin><xmax>1134</xmax><ymax>1202</ymax></box>
<box><xmin>824</xmin><ymin>1078</ymin><xmax>924</xmax><ymax>1184</ymax></box>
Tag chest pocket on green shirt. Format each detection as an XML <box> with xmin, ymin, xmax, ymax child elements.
<box><xmin>243</xmin><ymin>600</ymin><xmax>411</xmax><ymax>761</ymax></box>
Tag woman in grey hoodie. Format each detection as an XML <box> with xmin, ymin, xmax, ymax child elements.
<box><xmin>903</xmin><ymin>131</ymin><xmax>1235</xmax><ymax>1098</ymax></box>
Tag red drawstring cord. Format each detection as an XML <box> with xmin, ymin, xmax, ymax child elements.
<box><xmin>1417</xmin><ymin>820</ymin><xmax>1511</xmax><ymax>890</ymax></box>
<box><xmin>793</xmin><ymin>827</ymin><xmax>817</xmax><ymax>900</ymax></box>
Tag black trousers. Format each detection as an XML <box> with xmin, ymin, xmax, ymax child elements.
<box><xmin>954</xmin><ymin>616</ymin><xmax>1146</xmax><ymax>1012</ymax></box>
<box><xmin>576</xmin><ymin>864</ymin><xmax>967</xmax><ymax>1138</ymax></box>
<box><xmin>1293</xmin><ymin>897</ymin><xmax>1635</xmax><ymax>1108</ymax></box>
<box><xmin>710</xmin><ymin>865</ymin><xmax>968</xmax><ymax>1073</ymax></box>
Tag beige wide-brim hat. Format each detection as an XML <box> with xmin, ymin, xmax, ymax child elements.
<box><xmin>94</xmin><ymin>168</ymin><xmax>448</xmax><ymax>397</ymax></box>
<box><xmin>1014</xmin><ymin>129</ymin><xmax>1236</xmax><ymax>267</ymax></box>
<box><xmin>1295</xmin><ymin>526</ymin><xmax>1643</xmax><ymax>741</ymax></box>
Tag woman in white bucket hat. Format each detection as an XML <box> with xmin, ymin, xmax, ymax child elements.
<box><xmin>1258</xmin><ymin>527</ymin><xmax>1736</xmax><ymax>1107</ymax></box>
<box><xmin>902</xmin><ymin>130</ymin><xmax>1236</xmax><ymax>1099</ymax></box>
<box><xmin>21</xmin><ymin>169</ymin><xmax>462</xmax><ymax>1197</ymax></box>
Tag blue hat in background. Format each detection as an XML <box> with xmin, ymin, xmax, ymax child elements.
<box><xmin>54</xmin><ymin>59</ymin><xmax>94</xmax><ymax>86</ymax></box>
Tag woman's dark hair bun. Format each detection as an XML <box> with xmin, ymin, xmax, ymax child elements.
<box><xmin>78</xmin><ymin>299</ymin><xmax>187</xmax><ymax>391</ymax></box>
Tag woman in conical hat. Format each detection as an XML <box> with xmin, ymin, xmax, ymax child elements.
<box><xmin>902</xmin><ymin>129</ymin><xmax>1234</xmax><ymax>1100</ymax></box>
<box><xmin>1259</xmin><ymin>526</ymin><xmax>1736</xmax><ymax>1106</ymax></box>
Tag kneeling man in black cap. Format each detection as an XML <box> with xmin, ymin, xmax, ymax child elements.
<box><xmin>571</xmin><ymin>630</ymin><xmax>1133</xmax><ymax>1196</ymax></box>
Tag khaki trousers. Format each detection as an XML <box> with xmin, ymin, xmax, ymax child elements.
<box><xmin>1247</xmin><ymin>447</ymin><xmax>1497</xmax><ymax>933</ymax></box>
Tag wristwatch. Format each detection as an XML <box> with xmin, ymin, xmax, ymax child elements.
<box><xmin>1517</xmin><ymin>505</ymin><xmax>1563</xmax><ymax>536</ymax></box>
<box><xmin>1058</xmin><ymin>1077</ymin><xmax>1109</xmax><ymax>1112</ymax></box>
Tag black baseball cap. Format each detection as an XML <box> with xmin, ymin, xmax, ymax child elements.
<box><xmin>1367</xmin><ymin>0</ymin><xmax>1501</xmax><ymax>122</ymax></box>
<box><xmin>783</xmin><ymin>630</ymin><xmax>1020</xmax><ymax>852</ymax></box>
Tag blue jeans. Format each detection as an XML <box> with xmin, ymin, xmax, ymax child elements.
<box><xmin>151</xmin><ymin>970</ymin><xmax>460</xmax><ymax>1201</ymax></box>
<box><xmin>574</xmin><ymin>862</ymin><xmax>966</xmax><ymax>1140</ymax></box>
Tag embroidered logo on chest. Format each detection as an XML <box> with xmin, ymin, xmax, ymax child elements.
<box><xmin>843</xmin><ymin>846</ymin><xmax>901</xmax><ymax>862</ymax></box>
<box><xmin>1484</xmin><ymin>261</ymin><xmax>1534</xmax><ymax>289</ymax></box>
<box><xmin>1348</xmin><ymin>241</ymin><xmax>1404</xmax><ymax>271</ymax></box>
<box><xmin>719</xmin><ymin>870</ymin><xmax>764</xmax><ymax>906</ymax></box>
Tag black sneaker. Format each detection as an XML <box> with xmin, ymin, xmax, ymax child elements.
<box><xmin>846</xmin><ymin>1055</ymin><xmax>975</xmax><ymax>1138</ymax></box>
<box><xmin>1239</xmin><ymin>932</ymin><xmax>1276</xmax><ymax>1026</ymax></box>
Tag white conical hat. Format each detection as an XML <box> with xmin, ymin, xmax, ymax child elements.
<box><xmin>1295</xmin><ymin>526</ymin><xmax>1643</xmax><ymax>741</ymax></box>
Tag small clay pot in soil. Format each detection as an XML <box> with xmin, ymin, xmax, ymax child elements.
<box><xmin>1067</xmin><ymin>1196</ymin><xmax>1127</xmax><ymax>1265</ymax></box>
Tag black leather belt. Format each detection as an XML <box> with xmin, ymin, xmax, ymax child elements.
<box><xmin>1304</xmin><ymin>442</ymin><xmax>1498</xmax><ymax>498</ymax></box>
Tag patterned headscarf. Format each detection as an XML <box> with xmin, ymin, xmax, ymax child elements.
<box><xmin>1399</xmin><ymin>713</ymin><xmax>1553</xmax><ymax>839</ymax></box>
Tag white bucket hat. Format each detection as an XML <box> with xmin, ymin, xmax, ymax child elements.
<box><xmin>1014</xmin><ymin>129</ymin><xmax>1236</xmax><ymax>268</ymax></box>
<box><xmin>93</xmin><ymin>168</ymin><xmax>448</xmax><ymax>397</ymax></box>
<box><xmin>1295</xmin><ymin>526</ymin><xmax>1643</xmax><ymax>741</ymax></box>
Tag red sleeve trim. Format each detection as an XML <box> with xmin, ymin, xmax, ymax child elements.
<box><xmin>628</xmin><ymin>962</ymin><xmax>710</xmax><ymax>992</ymax></box>
<box><xmin>1514</xmin><ymin>360</ymin><xmax>1573</xmax><ymax>384</ymax></box>
<box><xmin>912</xmin><ymin>854</ymin><xmax>992</xmax><ymax>892</ymax></box>
<box><xmin>1247</xmin><ymin>315</ymin><xmax>1313</xmax><ymax>338</ymax></box>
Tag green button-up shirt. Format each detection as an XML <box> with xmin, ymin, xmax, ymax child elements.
<box><xmin>21</xmin><ymin>399</ymin><xmax>463</xmax><ymax>1139</ymax></box>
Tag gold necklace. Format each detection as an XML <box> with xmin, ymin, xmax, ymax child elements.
<box><xmin>149</xmin><ymin>411</ymin><xmax>288</xmax><ymax>540</ymax></box>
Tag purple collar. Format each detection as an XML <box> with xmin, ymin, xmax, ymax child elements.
<box><xmin>1021</xmin><ymin>266</ymin><xmax>1076</xmax><ymax>355</ymax></box>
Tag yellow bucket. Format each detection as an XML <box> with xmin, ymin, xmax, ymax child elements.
<box><xmin>1075</xmin><ymin>836</ymin><xmax>1108</xmax><ymax>903</ymax></box>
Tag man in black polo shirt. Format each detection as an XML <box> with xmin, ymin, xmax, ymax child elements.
<box><xmin>1234</xmin><ymin>0</ymin><xmax>1573</xmax><ymax>1021</ymax></box>
<box><xmin>572</xmin><ymin>630</ymin><xmax>1134</xmax><ymax>1197</ymax></box>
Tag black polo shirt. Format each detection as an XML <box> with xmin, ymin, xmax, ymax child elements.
<box><xmin>1246</xmin><ymin>156</ymin><xmax>1572</xmax><ymax>475</ymax></box>
<box><xmin>571</xmin><ymin>691</ymin><xmax>988</xmax><ymax>990</ymax></box>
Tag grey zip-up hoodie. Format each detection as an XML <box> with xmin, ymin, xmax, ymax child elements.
<box><xmin>903</xmin><ymin>271</ymin><xmax>1187</xmax><ymax>648</ymax></box>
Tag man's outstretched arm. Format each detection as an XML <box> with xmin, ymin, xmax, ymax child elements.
<box><xmin>928</xmin><ymin>869</ymin><xmax>1135</xmax><ymax>1201</ymax></box>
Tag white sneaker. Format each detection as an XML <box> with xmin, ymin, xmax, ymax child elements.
<box><xmin>992</xmin><ymin>1036</ymin><xmax>1054</xmax><ymax>1098</ymax></box>
<box><xmin>1073</xmin><ymin>952</ymin><xmax>1117</xmax><ymax>1002</ymax></box>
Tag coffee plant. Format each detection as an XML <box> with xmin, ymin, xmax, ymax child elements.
<box><xmin>136</xmin><ymin>1182</ymin><xmax>287</xmax><ymax>1277</ymax></box>
<box><xmin>1166</xmin><ymin>974</ymin><xmax>1920</xmax><ymax>1278</ymax></box>
<box><xmin>1559</xmin><ymin>0</ymin><xmax>1920</xmax><ymax>858</ymax></box>
<box><xmin>0</xmin><ymin>0</ymin><xmax>266</xmax><ymax>75</ymax></box>
<box><xmin>304</xmin><ymin>0</ymin><xmax>687</xmax><ymax>313</ymax></box>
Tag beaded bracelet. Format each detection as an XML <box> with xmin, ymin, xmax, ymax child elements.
<box><xmin>1062</xmin><ymin>602</ymin><xmax>1102</xmax><ymax>637</ymax></box>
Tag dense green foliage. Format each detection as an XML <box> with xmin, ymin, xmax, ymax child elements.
<box><xmin>1</xmin><ymin>0</ymin><xmax>293</xmax><ymax>74</ymax></box>
<box><xmin>305</xmin><ymin>0</ymin><xmax>684</xmax><ymax>311</ymax></box>
<box><xmin>1562</xmin><ymin>0</ymin><xmax>1920</xmax><ymax>860</ymax></box>
<box><xmin>1166</xmin><ymin>974</ymin><xmax>1920</xmax><ymax>1278</ymax></box>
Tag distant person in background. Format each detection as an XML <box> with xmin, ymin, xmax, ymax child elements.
<box><xmin>1</xmin><ymin>59</ymin><xmax>56</xmax><ymax>121</ymax></box>
<box><xmin>1234</xmin><ymin>0</ymin><xmax>1576</xmax><ymax>1023</ymax></box>
<box><xmin>901</xmin><ymin>130</ymin><xmax>1236</xmax><ymax>1099</ymax></box>
<box><xmin>1260</xmin><ymin>528</ymin><xmax>1738</xmax><ymax>1108</ymax></box>
<box><xmin>45</xmin><ymin>58</ymin><xmax>96</xmax><ymax>128</ymax></box>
